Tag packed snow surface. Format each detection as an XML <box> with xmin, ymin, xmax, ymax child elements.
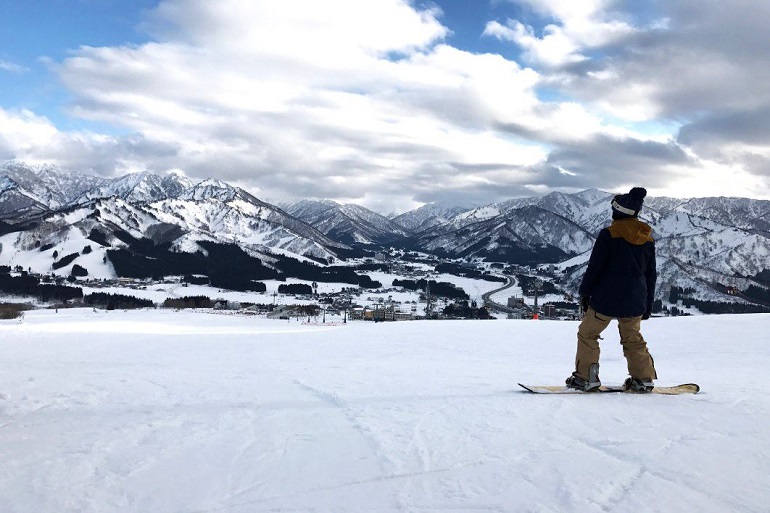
<box><xmin>1</xmin><ymin>310</ymin><xmax>768</xmax><ymax>513</ymax></box>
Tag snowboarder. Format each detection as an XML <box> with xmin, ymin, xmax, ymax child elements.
<box><xmin>566</xmin><ymin>187</ymin><xmax>658</xmax><ymax>392</ymax></box>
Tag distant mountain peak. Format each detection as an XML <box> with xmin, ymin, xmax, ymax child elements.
<box><xmin>3</xmin><ymin>160</ymin><xmax>770</xmax><ymax>313</ymax></box>
<box><xmin>180</xmin><ymin>178</ymin><xmax>240</xmax><ymax>202</ymax></box>
<box><xmin>286</xmin><ymin>198</ymin><xmax>411</xmax><ymax>245</ymax></box>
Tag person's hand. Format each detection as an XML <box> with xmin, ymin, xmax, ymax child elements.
<box><xmin>581</xmin><ymin>296</ymin><xmax>590</xmax><ymax>314</ymax></box>
<box><xmin>642</xmin><ymin>309</ymin><xmax>651</xmax><ymax>320</ymax></box>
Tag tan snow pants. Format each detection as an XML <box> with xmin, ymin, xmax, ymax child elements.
<box><xmin>574</xmin><ymin>307</ymin><xmax>657</xmax><ymax>381</ymax></box>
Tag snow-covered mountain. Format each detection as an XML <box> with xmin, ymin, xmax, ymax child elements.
<box><xmin>0</xmin><ymin>175</ymin><xmax>50</xmax><ymax>221</ymax></box>
<box><xmin>505</xmin><ymin>190</ymin><xmax>770</xmax><ymax>307</ymax></box>
<box><xmin>0</xmin><ymin>192</ymin><xmax>355</xmax><ymax>279</ymax></box>
<box><xmin>0</xmin><ymin>161</ymin><xmax>107</xmax><ymax>211</ymax></box>
<box><xmin>413</xmin><ymin>205</ymin><xmax>595</xmax><ymax>264</ymax></box>
<box><xmin>177</xmin><ymin>178</ymin><xmax>246</xmax><ymax>203</ymax></box>
<box><xmin>403</xmin><ymin>191</ymin><xmax>612</xmax><ymax>264</ymax></box>
<box><xmin>391</xmin><ymin>201</ymin><xmax>478</xmax><ymax>232</ymax></box>
<box><xmin>75</xmin><ymin>170</ymin><xmax>193</xmax><ymax>205</ymax></box>
<box><xmin>409</xmin><ymin>189</ymin><xmax>770</xmax><ymax>262</ymax></box>
<box><xmin>2</xmin><ymin>160</ymin><xmax>769</xmax><ymax>310</ymax></box>
<box><xmin>648</xmin><ymin>196</ymin><xmax>770</xmax><ymax>233</ymax></box>
<box><xmin>398</xmin><ymin>189</ymin><xmax>770</xmax><ymax>309</ymax></box>
<box><xmin>285</xmin><ymin>199</ymin><xmax>412</xmax><ymax>245</ymax></box>
<box><xmin>0</xmin><ymin>163</ymin><xmax>355</xmax><ymax>279</ymax></box>
<box><xmin>0</xmin><ymin>162</ymin><xmax>106</xmax><ymax>221</ymax></box>
<box><xmin>438</xmin><ymin>190</ymin><xmax>612</xmax><ymax>235</ymax></box>
<box><xmin>151</xmin><ymin>195</ymin><xmax>347</xmax><ymax>259</ymax></box>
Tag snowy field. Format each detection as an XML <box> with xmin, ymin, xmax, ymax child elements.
<box><xmin>75</xmin><ymin>269</ymin><xmax>512</xmax><ymax>313</ymax></box>
<box><xmin>1</xmin><ymin>309</ymin><xmax>768</xmax><ymax>513</ymax></box>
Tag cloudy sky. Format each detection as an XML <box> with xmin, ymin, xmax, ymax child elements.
<box><xmin>1</xmin><ymin>0</ymin><xmax>769</xmax><ymax>213</ymax></box>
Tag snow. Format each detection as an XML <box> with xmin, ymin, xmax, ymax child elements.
<box><xmin>1</xmin><ymin>309</ymin><xmax>768</xmax><ymax>512</ymax></box>
<box><xmin>84</xmin><ymin>268</ymin><xmax>510</xmax><ymax>314</ymax></box>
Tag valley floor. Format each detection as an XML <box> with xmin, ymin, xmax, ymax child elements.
<box><xmin>1</xmin><ymin>310</ymin><xmax>768</xmax><ymax>512</ymax></box>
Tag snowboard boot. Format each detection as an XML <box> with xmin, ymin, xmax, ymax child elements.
<box><xmin>623</xmin><ymin>377</ymin><xmax>654</xmax><ymax>393</ymax></box>
<box><xmin>566</xmin><ymin>364</ymin><xmax>601</xmax><ymax>392</ymax></box>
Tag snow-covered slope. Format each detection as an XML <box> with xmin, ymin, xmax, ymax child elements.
<box><xmin>0</xmin><ymin>164</ymin><xmax>357</xmax><ymax>277</ymax></box>
<box><xmin>392</xmin><ymin>201</ymin><xmax>478</xmax><ymax>232</ymax></box>
<box><xmin>0</xmin><ymin>175</ymin><xmax>51</xmax><ymax>221</ymax></box>
<box><xmin>0</xmin><ymin>161</ymin><xmax>107</xmax><ymax>210</ymax></box>
<box><xmin>75</xmin><ymin>171</ymin><xmax>193</xmax><ymax>204</ymax></box>
<box><xmin>0</xmin><ymin>192</ymin><xmax>353</xmax><ymax>278</ymax></box>
<box><xmin>152</xmin><ymin>196</ymin><xmax>347</xmax><ymax>260</ymax></box>
<box><xmin>286</xmin><ymin>199</ymin><xmax>412</xmax><ymax>245</ymax></box>
<box><xmin>407</xmin><ymin>191</ymin><xmax>613</xmax><ymax>263</ymax></box>
<box><xmin>2</xmin><ymin>160</ymin><xmax>769</xmax><ymax>309</ymax></box>
<box><xmin>406</xmin><ymin>189</ymin><xmax>770</xmax><ymax>308</ymax></box>
<box><xmin>535</xmin><ymin>192</ymin><xmax>770</xmax><ymax>305</ymax></box>
<box><xmin>0</xmin><ymin>162</ymin><xmax>102</xmax><ymax>220</ymax></box>
<box><xmin>649</xmin><ymin>195</ymin><xmax>770</xmax><ymax>232</ymax></box>
<box><xmin>1</xmin><ymin>309</ymin><xmax>767</xmax><ymax>512</ymax></box>
<box><xmin>416</xmin><ymin>205</ymin><xmax>595</xmax><ymax>263</ymax></box>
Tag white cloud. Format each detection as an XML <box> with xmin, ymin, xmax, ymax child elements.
<box><xmin>484</xmin><ymin>20</ymin><xmax>585</xmax><ymax>67</ymax></box>
<box><xmin>0</xmin><ymin>108</ymin><xmax>62</xmax><ymax>159</ymax></box>
<box><xmin>0</xmin><ymin>60</ymin><xmax>28</xmax><ymax>73</ymax></box>
<box><xmin>48</xmin><ymin>0</ymin><xmax>575</xmax><ymax>210</ymax></box>
<box><xmin>0</xmin><ymin>107</ymin><xmax>180</xmax><ymax>175</ymax></box>
<box><xmin>487</xmin><ymin>0</ymin><xmax>635</xmax><ymax>67</ymax></box>
<box><xmin>145</xmin><ymin>0</ymin><xmax>447</xmax><ymax>58</ymax></box>
<box><xmin>3</xmin><ymin>0</ymin><xmax>770</xmax><ymax>211</ymax></box>
<box><xmin>652</xmin><ymin>157</ymin><xmax>769</xmax><ymax>201</ymax></box>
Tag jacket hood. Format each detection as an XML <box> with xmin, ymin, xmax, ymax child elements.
<box><xmin>608</xmin><ymin>218</ymin><xmax>654</xmax><ymax>245</ymax></box>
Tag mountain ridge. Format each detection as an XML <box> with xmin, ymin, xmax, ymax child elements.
<box><xmin>2</xmin><ymin>161</ymin><xmax>769</xmax><ymax>311</ymax></box>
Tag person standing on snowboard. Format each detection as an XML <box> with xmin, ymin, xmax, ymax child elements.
<box><xmin>566</xmin><ymin>187</ymin><xmax>658</xmax><ymax>392</ymax></box>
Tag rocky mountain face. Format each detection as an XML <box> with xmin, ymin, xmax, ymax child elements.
<box><xmin>0</xmin><ymin>163</ymin><xmax>355</xmax><ymax>283</ymax></box>
<box><xmin>410</xmin><ymin>205</ymin><xmax>595</xmax><ymax>264</ymax></box>
<box><xmin>391</xmin><ymin>201</ymin><xmax>479</xmax><ymax>232</ymax></box>
<box><xmin>284</xmin><ymin>199</ymin><xmax>411</xmax><ymax>246</ymax></box>
<box><xmin>76</xmin><ymin>171</ymin><xmax>194</xmax><ymax>205</ymax></box>
<box><xmin>443</xmin><ymin>190</ymin><xmax>770</xmax><ymax>308</ymax></box>
<box><xmin>0</xmin><ymin>162</ymin><xmax>106</xmax><ymax>213</ymax></box>
<box><xmin>410</xmin><ymin>188</ymin><xmax>770</xmax><ymax>306</ymax></box>
<box><xmin>2</xmin><ymin>160</ymin><xmax>769</xmax><ymax>310</ymax></box>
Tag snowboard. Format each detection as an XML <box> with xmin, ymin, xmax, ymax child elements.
<box><xmin>518</xmin><ymin>383</ymin><xmax>699</xmax><ymax>395</ymax></box>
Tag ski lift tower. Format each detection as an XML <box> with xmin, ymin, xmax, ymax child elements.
<box><xmin>532</xmin><ymin>279</ymin><xmax>542</xmax><ymax>320</ymax></box>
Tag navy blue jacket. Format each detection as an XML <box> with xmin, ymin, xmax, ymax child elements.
<box><xmin>579</xmin><ymin>218</ymin><xmax>657</xmax><ymax>318</ymax></box>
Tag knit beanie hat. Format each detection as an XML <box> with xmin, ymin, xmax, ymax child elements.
<box><xmin>611</xmin><ymin>187</ymin><xmax>646</xmax><ymax>218</ymax></box>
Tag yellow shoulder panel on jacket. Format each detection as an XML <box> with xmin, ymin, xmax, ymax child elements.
<box><xmin>607</xmin><ymin>219</ymin><xmax>654</xmax><ymax>245</ymax></box>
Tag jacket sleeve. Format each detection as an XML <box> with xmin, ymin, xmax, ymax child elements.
<box><xmin>645</xmin><ymin>242</ymin><xmax>657</xmax><ymax>311</ymax></box>
<box><xmin>579</xmin><ymin>229</ymin><xmax>611</xmax><ymax>298</ymax></box>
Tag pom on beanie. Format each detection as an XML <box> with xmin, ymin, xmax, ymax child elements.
<box><xmin>612</xmin><ymin>187</ymin><xmax>646</xmax><ymax>218</ymax></box>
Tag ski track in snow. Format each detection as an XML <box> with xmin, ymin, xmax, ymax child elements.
<box><xmin>1</xmin><ymin>309</ymin><xmax>769</xmax><ymax>512</ymax></box>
